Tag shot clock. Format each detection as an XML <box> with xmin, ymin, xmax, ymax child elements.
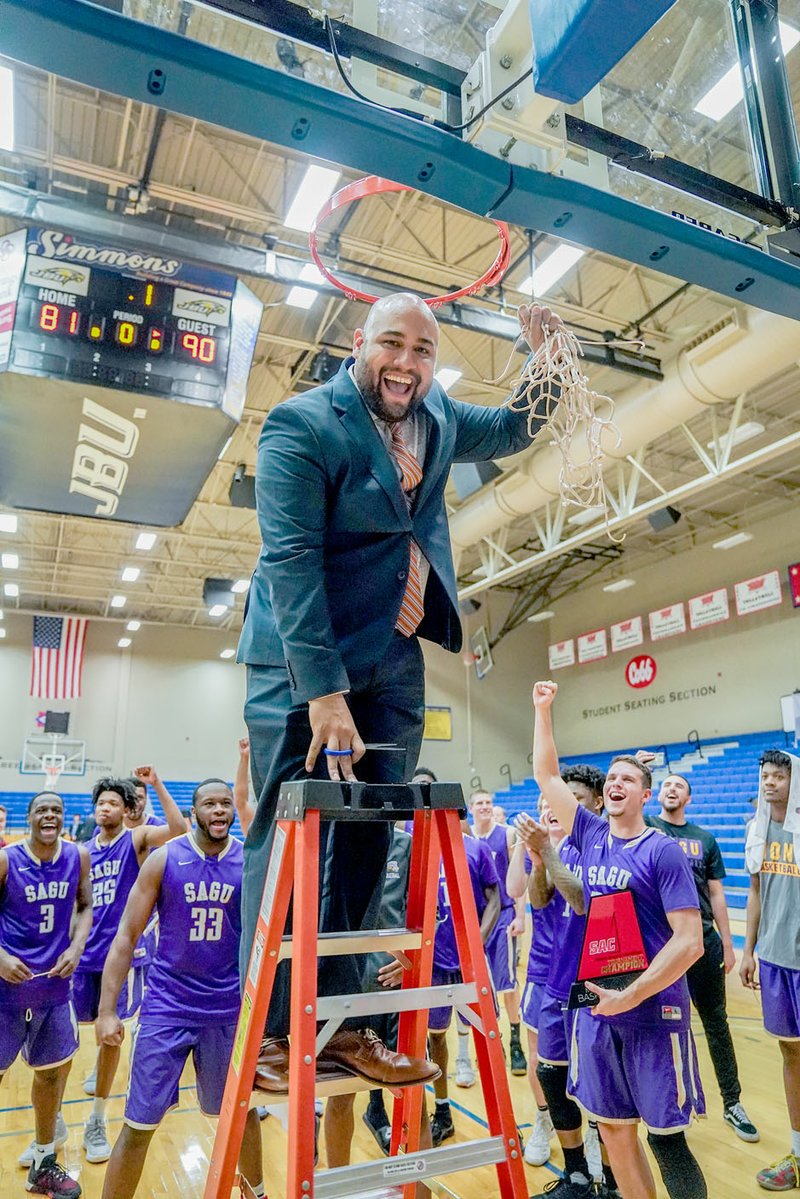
<box><xmin>0</xmin><ymin>227</ymin><xmax>263</xmax><ymax>526</ymax></box>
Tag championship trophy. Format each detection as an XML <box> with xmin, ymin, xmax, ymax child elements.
<box><xmin>568</xmin><ymin>891</ymin><xmax>649</xmax><ymax>1009</ymax></box>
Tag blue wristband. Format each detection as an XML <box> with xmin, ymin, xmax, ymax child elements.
<box><xmin>323</xmin><ymin>747</ymin><xmax>353</xmax><ymax>757</ymax></box>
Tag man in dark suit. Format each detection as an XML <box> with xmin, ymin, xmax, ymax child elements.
<box><xmin>238</xmin><ymin>292</ymin><xmax>563</xmax><ymax>1089</ymax></box>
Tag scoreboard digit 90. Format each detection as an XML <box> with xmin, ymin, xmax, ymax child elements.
<box><xmin>13</xmin><ymin>257</ymin><xmax>236</xmax><ymax>404</ymax></box>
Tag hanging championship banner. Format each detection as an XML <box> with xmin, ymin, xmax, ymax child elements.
<box><xmin>735</xmin><ymin>569</ymin><xmax>783</xmax><ymax>616</ymax></box>
<box><xmin>610</xmin><ymin>615</ymin><xmax>644</xmax><ymax>652</ymax></box>
<box><xmin>568</xmin><ymin>891</ymin><xmax>649</xmax><ymax>1009</ymax></box>
<box><xmin>577</xmin><ymin>628</ymin><xmax>608</xmax><ymax>663</ymax></box>
<box><xmin>688</xmin><ymin>587</ymin><xmax>730</xmax><ymax>630</ymax></box>
<box><xmin>548</xmin><ymin>639</ymin><xmax>575</xmax><ymax>670</ymax></box>
<box><xmin>648</xmin><ymin>602</ymin><xmax>687</xmax><ymax>641</ymax></box>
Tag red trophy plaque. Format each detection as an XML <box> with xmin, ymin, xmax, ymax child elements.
<box><xmin>568</xmin><ymin>891</ymin><xmax>649</xmax><ymax>1009</ymax></box>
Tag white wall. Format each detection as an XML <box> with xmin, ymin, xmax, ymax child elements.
<box><xmin>544</xmin><ymin>507</ymin><xmax>799</xmax><ymax>755</ymax></box>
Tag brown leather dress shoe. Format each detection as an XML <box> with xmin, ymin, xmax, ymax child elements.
<box><xmin>253</xmin><ymin>1036</ymin><xmax>351</xmax><ymax>1092</ymax></box>
<box><xmin>317</xmin><ymin>1028</ymin><xmax>441</xmax><ymax>1086</ymax></box>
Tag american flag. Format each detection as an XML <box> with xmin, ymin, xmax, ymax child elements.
<box><xmin>30</xmin><ymin>616</ymin><xmax>88</xmax><ymax>699</ymax></box>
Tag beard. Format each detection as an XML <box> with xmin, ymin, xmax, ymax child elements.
<box><xmin>354</xmin><ymin>359</ymin><xmax>428</xmax><ymax>424</ymax></box>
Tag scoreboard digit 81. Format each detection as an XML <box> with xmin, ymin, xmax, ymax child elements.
<box><xmin>13</xmin><ymin>253</ymin><xmax>235</xmax><ymax>405</ymax></box>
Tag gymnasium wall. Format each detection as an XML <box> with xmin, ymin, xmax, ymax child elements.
<box><xmin>0</xmin><ymin>505</ymin><xmax>795</xmax><ymax>796</ymax></box>
<box><xmin>546</xmin><ymin>506</ymin><xmax>799</xmax><ymax>755</ymax></box>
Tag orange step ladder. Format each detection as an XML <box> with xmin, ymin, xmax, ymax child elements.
<box><xmin>204</xmin><ymin>779</ymin><xmax>528</xmax><ymax>1199</ymax></box>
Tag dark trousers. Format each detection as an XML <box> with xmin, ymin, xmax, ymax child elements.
<box><xmin>687</xmin><ymin>929</ymin><xmax>741</xmax><ymax>1109</ymax></box>
<box><xmin>242</xmin><ymin>632</ymin><xmax>425</xmax><ymax>1036</ymax></box>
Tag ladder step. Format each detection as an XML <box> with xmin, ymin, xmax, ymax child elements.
<box><xmin>313</xmin><ymin>1136</ymin><xmax>509</xmax><ymax>1199</ymax></box>
<box><xmin>278</xmin><ymin>928</ymin><xmax>423</xmax><ymax>961</ymax></box>
<box><xmin>251</xmin><ymin>1073</ymin><xmax>379</xmax><ymax>1103</ymax></box>
<box><xmin>317</xmin><ymin>982</ymin><xmax>478</xmax><ymax>1021</ymax></box>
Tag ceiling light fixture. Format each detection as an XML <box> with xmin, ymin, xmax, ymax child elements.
<box><xmin>220</xmin><ymin>648</ymin><xmax>236</xmax><ymax>659</ymax></box>
<box><xmin>695</xmin><ymin>22</ymin><xmax>800</xmax><ymax>120</ymax></box>
<box><xmin>121</xmin><ymin>566</ymin><xmax>140</xmax><ymax>582</ymax></box>
<box><xmin>287</xmin><ymin>263</ymin><xmax>325</xmax><ymax>310</ymax></box>
<box><xmin>0</xmin><ymin>514</ymin><xmax>18</xmax><ymax>533</ymax></box>
<box><xmin>118</xmin><ymin>637</ymin><xmax>132</xmax><ymax>648</ymax></box>
<box><xmin>1</xmin><ymin>553</ymin><xmax>19</xmax><ymax>569</ymax></box>
<box><xmin>603</xmin><ymin>578</ymin><xmax>636</xmax><ymax>592</ymax></box>
<box><xmin>706</xmin><ymin>420</ymin><xmax>765</xmax><ymax>451</ymax></box>
<box><xmin>0</xmin><ymin>66</ymin><xmax>14</xmax><ymax>152</ymax></box>
<box><xmin>231</xmin><ymin>579</ymin><xmax>250</xmax><ymax>594</ymax></box>
<box><xmin>110</xmin><ymin>594</ymin><xmax>126</xmax><ymax>608</ymax></box>
<box><xmin>208</xmin><ymin>603</ymin><xmax>228</xmax><ymax>618</ymax></box>
<box><xmin>284</xmin><ymin>165</ymin><xmax>341</xmax><ymax>232</ymax></box>
<box><xmin>0</xmin><ymin>628</ymin><xmax>5</xmax><ymax>639</ymax></box>
<box><xmin>567</xmin><ymin>505</ymin><xmax>605</xmax><ymax>526</ymax></box>
<box><xmin>4</xmin><ymin>582</ymin><xmax>18</xmax><ymax>597</ymax></box>
<box><xmin>527</xmin><ymin>610</ymin><xmax>555</xmax><ymax>622</ymax></box>
<box><xmin>135</xmin><ymin>532</ymin><xmax>157</xmax><ymax>551</ymax></box>
<box><xmin>126</xmin><ymin>620</ymin><xmax>141</xmax><ymax>631</ymax></box>
<box><xmin>435</xmin><ymin>368</ymin><xmax>463</xmax><ymax>391</ymax></box>
<box><xmin>519</xmin><ymin>245</ymin><xmax>585</xmax><ymax>297</ymax></box>
<box><xmin>712</xmin><ymin>531</ymin><xmax>753</xmax><ymax>550</ymax></box>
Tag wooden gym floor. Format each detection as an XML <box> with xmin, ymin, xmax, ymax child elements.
<box><xmin>0</xmin><ymin>962</ymin><xmax>784</xmax><ymax>1197</ymax></box>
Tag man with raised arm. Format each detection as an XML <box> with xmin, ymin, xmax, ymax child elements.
<box><xmin>528</xmin><ymin>681</ymin><xmax>707</xmax><ymax>1199</ymax></box>
<box><xmin>96</xmin><ymin>779</ymin><xmax>263</xmax><ymax>1199</ymax></box>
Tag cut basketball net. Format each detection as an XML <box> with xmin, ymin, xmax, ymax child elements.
<box><xmin>42</xmin><ymin>758</ymin><xmax>64</xmax><ymax>793</ymax></box>
<box><xmin>492</xmin><ymin>324</ymin><xmax>642</xmax><ymax>541</ymax></box>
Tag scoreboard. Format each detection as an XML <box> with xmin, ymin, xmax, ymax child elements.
<box><xmin>0</xmin><ymin>228</ymin><xmax>263</xmax><ymax>526</ymax></box>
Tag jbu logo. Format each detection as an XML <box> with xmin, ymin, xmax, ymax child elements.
<box><xmin>626</xmin><ymin>655</ymin><xmax>657</xmax><ymax>689</ymax></box>
<box><xmin>70</xmin><ymin>398</ymin><xmax>142</xmax><ymax>516</ymax></box>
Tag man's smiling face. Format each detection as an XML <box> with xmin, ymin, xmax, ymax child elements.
<box><xmin>352</xmin><ymin>295</ymin><xmax>438</xmax><ymax>424</ymax></box>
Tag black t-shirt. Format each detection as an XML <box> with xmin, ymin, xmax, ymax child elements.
<box><xmin>646</xmin><ymin>815</ymin><xmax>726</xmax><ymax>936</ymax></box>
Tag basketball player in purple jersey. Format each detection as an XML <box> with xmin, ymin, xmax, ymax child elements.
<box><xmin>0</xmin><ymin>790</ymin><xmax>91</xmax><ymax>1196</ymax></box>
<box><xmin>531</xmin><ymin>681</ymin><xmax>707</xmax><ymax>1199</ymax></box>
<box><xmin>96</xmin><ymin>779</ymin><xmax>264</xmax><ymax>1199</ymax></box>
<box><xmin>470</xmin><ymin>790</ymin><xmax>527</xmax><ymax>1074</ymax></box>
<box><xmin>123</xmin><ymin>765</ymin><xmax>174</xmax><ymax>829</ymax></box>
<box><xmin>517</xmin><ymin>768</ymin><xmax>621</xmax><ymax>1197</ymax></box>
<box><xmin>507</xmin><ymin>797</ymin><xmax>561</xmax><ymax>1167</ymax></box>
<box><xmin>74</xmin><ymin>775</ymin><xmax>185</xmax><ymax>1163</ymax></box>
<box><xmin>426</xmin><ymin>823</ymin><xmax>500</xmax><ymax>1145</ymax></box>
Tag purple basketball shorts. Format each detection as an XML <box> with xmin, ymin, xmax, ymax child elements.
<box><xmin>536</xmin><ymin>990</ymin><xmax>574</xmax><ymax>1066</ymax></box>
<box><xmin>485</xmin><ymin>911</ymin><xmax>516</xmax><ymax>994</ymax></box>
<box><xmin>760</xmin><ymin>961</ymin><xmax>800</xmax><ymax>1040</ymax></box>
<box><xmin>521</xmin><ymin>979</ymin><xmax>546</xmax><ymax>1033</ymax></box>
<box><xmin>124</xmin><ymin>1020</ymin><xmax>237</xmax><ymax>1128</ymax></box>
<box><xmin>72</xmin><ymin>966</ymin><xmax>145</xmax><ymax>1023</ymax></box>
<box><xmin>567</xmin><ymin>1011</ymin><xmax>705</xmax><ymax>1132</ymax></box>
<box><xmin>0</xmin><ymin>1000</ymin><xmax>79</xmax><ymax>1072</ymax></box>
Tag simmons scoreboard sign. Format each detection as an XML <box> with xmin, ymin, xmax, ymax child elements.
<box><xmin>0</xmin><ymin>228</ymin><xmax>262</xmax><ymax>525</ymax></box>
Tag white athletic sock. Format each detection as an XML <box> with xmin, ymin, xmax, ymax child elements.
<box><xmin>250</xmin><ymin>1186</ymin><xmax>266</xmax><ymax>1199</ymax></box>
<box><xmin>32</xmin><ymin>1142</ymin><xmax>55</xmax><ymax>1168</ymax></box>
<box><xmin>456</xmin><ymin>1031</ymin><xmax>471</xmax><ymax>1063</ymax></box>
<box><xmin>435</xmin><ymin>1098</ymin><xmax>450</xmax><ymax>1110</ymax></box>
<box><xmin>791</xmin><ymin>1129</ymin><xmax>800</xmax><ymax>1158</ymax></box>
<box><xmin>91</xmin><ymin>1098</ymin><xmax>107</xmax><ymax>1119</ymax></box>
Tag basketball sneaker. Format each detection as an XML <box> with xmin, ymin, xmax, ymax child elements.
<box><xmin>724</xmin><ymin>1102</ymin><xmax>760</xmax><ymax>1142</ymax></box>
<box><xmin>509</xmin><ymin>1028</ymin><xmax>527</xmax><ymax>1076</ymax></box>
<box><xmin>530</xmin><ymin>1176</ymin><xmax>594</xmax><ymax>1199</ymax></box>
<box><xmin>430</xmin><ymin>1103</ymin><xmax>455</xmax><ymax>1146</ymax></box>
<box><xmin>26</xmin><ymin>1154</ymin><xmax>81</xmax><ymax>1198</ymax></box>
<box><xmin>82</xmin><ymin>1069</ymin><xmax>96</xmax><ymax>1096</ymax></box>
<box><xmin>82</xmin><ymin>1114</ymin><xmax>112</xmax><ymax>1163</ymax></box>
<box><xmin>524</xmin><ymin>1110</ymin><xmax>554</xmax><ymax>1166</ymax></box>
<box><xmin>18</xmin><ymin>1113</ymin><xmax>69</xmax><ymax>1167</ymax></box>
<box><xmin>757</xmin><ymin>1154</ymin><xmax>800</xmax><ymax>1191</ymax></box>
<box><xmin>455</xmin><ymin>1058</ymin><xmax>476</xmax><ymax>1087</ymax></box>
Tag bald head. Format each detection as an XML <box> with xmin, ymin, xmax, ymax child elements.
<box><xmin>353</xmin><ymin>292</ymin><xmax>438</xmax><ymax>423</ymax></box>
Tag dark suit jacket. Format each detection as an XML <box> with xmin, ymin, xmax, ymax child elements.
<box><xmin>238</xmin><ymin>361</ymin><xmax>542</xmax><ymax>703</ymax></box>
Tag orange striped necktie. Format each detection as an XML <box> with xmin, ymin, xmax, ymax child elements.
<box><xmin>390</xmin><ymin>423</ymin><xmax>424</xmax><ymax>637</ymax></box>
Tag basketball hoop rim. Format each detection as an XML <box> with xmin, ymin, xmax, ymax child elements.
<box><xmin>308</xmin><ymin>175</ymin><xmax>511</xmax><ymax>308</ymax></box>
